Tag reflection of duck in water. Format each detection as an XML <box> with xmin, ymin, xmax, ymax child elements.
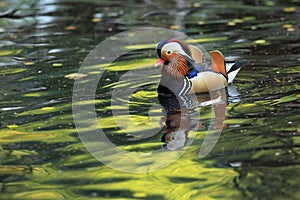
<box><xmin>158</xmin><ymin>93</ymin><xmax>191</xmax><ymax>150</ymax></box>
<box><xmin>158</xmin><ymin>91</ymin><xmax>227</xmax><ymax>150</ymax></box>
<box><xmin>155</xmin><ymin>39</ymin><xmax>244</xmax><ymax>150</ymax></box>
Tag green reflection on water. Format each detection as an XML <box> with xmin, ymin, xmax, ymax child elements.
<box><xmin>0</xmin><ymin>0</ymin><xmax>299</xmax><ymax>199</ymax></box>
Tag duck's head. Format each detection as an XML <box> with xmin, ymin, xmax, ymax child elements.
<box><xmin>161</xmin><ymin>130</ymin><xmax>188</xmax><ymax>150</ymax></box>
<box><xmin>155</xmin><ymin>39</ymin><xmax>195</xmax><ymax>78</ymax></box>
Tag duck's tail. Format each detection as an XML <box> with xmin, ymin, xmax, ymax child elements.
<box><xmin>210</xmin><ymin>50</ymin><xmax>246</xmax><ymax>84</ymax></box>
<box><xmin>225</xmin><ymin>61</ymin><xmax>246</xmax><ymax>84</ymax></box>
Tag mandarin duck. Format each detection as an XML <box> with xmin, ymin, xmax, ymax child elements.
<box><xmin>155</xmin><ymin>38</ymin><xmax>244</xmax><ymax>96</ymax></box>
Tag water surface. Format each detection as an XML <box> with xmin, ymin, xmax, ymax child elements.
<box><xmin>0</xmin><ymin>0</ymin><xmax>299</xmax><ymax>199</ymax></box>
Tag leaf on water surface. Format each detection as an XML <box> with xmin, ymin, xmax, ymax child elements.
<box><xmin>227</xmin><ymin>21</ymin><xmax>237</xmax><ymax>26</ymax></box>
<box><xmin>170</xmin><ymin>25</ymin><xmax>181</xmax><ymax>30</ymax></box>
<box><xmin>65</xmin><ymin>25</ymin><xmax>76</xmax><ymax>31</ymax></box>
<box><xmin>282</xmin><ymin>24</ymin><xmax>293</xmax><ymax>29</ymax></box>
<box><xmin>64</xmin><ymin>73</ymin><xmax>87</xmax><ymax>80</ymax></box>
<box><xmin>52</xmin><ymin>63</ymin><xmax>63</xmax><ymax>67</ymax></box>
<box><xmin>254</xmin><ymin>40</ymin><xmax>267</xmax><ymax>44</ymax></box>
<box><xmin>197</xmin><ymin>21</ymin><xmax>205</xmax><ymax>25</ymax></box>
<box><xmin>92</xmin><ymin>17</ymin><xmax>102</xmax><ymax>22</ymax></box>
<box><xmin>24</xmin><ymin>61</ymin><xmax>35</xmax><ymax>66</ymax></box>
<box><xmin>283</xmin><ymin>7</ymin><xmax>296</xmax><ymax>12</ymax></box>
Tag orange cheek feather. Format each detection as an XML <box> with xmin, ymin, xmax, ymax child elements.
<box><xmin>162</xmin><ymin>52</ymin><xmax>188</xmax><ymax>78</ymax></box>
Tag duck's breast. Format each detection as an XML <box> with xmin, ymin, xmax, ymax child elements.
<box><xmin>189</xmin><ymin>71</ymin><xmax>227</xmax><ymax>93</ymax></box>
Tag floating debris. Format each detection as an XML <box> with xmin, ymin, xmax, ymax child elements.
<box><xmin>64</xmin><ymin>73</ymin><xmax>87</xmax><ymax>80</ymax></box>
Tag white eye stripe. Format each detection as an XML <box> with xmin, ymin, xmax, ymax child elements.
<box><xmin>162</xmin><ymin>42</ymin><xmax>192</xmax><ymax>59</ymax></box>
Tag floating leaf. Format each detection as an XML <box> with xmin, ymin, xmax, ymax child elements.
<box><xmin>170</xmin><ymin>25</ymin><xmax>181</xmax><ymax>30</ymax></box>
<box><xmin>193</xmin><ymin>2</ymin><xmax>201</xmax><ymax>7</ymax></box>
<box><xmin>227</xmin><ymin>21</ymin><xmax>236</xmax><ymax>26</ymax></box>
<box><xmin>24</xmin><ymin>61</ymin><xmax>35</xmax><ymax>66</ymax></box>
<box><xmin>92</xmin><ymin>18</ymin><xmax>102</xmax><ymax>22</ymax></box>
<box><xmin>283</xmin><ymin>7</ymin><xmax>296</xmax><ymax>12</ymax></box>
<box><xmin>283</xmin><ymin>24</ymin><xmax>293</xmax><ymax>29</ymax></box>
<box><xmin>65</xmin><ymin>25</ymin><xmax>76</xmax><ymax>30</ymax></box>
<box><xmin>64</xmin><ymin>73</ymin><xmax>87</xmax><ymax>80</ymax></box>
<box><xmin>52</xmin><ymin>63</ymin><xmax>63</xmax><ymax>67</ymax></box>
<box><xmin>254</xmin><ymin>39</ymin><xmax>266</xmax><ymax>44</ymax></box>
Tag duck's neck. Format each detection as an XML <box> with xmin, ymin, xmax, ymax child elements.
<box><xmin>158</xmin><ymin>71</ymin><xmax>191</xmax><ymax>96</ymax></box>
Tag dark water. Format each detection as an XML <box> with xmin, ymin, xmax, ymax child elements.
<box><xmin>0</xmin><ymin>0</ymin><xmax>299</xmax><ymax>199</ymax></box>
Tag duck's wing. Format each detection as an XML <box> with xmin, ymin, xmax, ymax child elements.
<box><xmin>188</xmin><ymin>45</ymin><xmax>203</xmax><ymax>64</ymax></box>
<box><xmin>209</xmin><ymin>50</ymin><xmax>227</xmax><ymax>79</ymax></box>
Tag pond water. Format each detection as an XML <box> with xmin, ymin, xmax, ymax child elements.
<box><xmin>0</xmin><ymin>0</ymin><xmax>299</xmax><ymax>199</ymax></box>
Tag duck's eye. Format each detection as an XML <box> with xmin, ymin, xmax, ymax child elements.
<box><xmin>166</xmin><ymin>50</ymin><xmax>172</xmax><ymax>55</ymax></box>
